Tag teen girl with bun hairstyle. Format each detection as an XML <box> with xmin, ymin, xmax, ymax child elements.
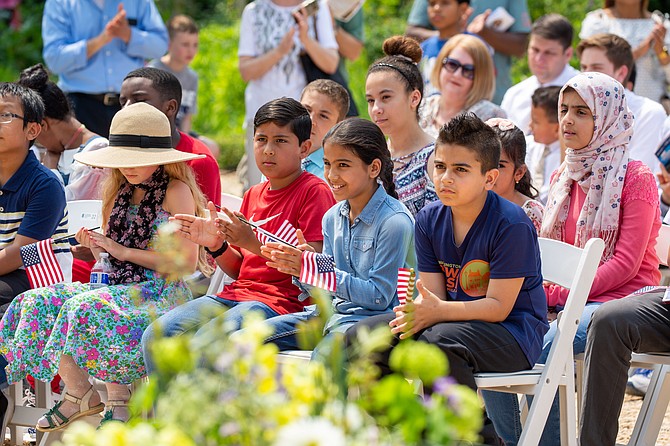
<box><xmin>366</xmin><ymin>35</ymin><xmax>437</xmax><ymax>216</ymax></box>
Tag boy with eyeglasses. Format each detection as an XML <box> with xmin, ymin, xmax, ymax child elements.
<box><xmin>0</xmin><ymin>84</ymin><xmax>70</xmax><ymax>308</ymax></box>
<box><xmin>0</xmin><ymin>82</ymin><xmax>69</xmax><ymax>435</ymax></box>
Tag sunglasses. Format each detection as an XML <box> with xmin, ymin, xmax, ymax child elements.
<box><xmin>442</xmin><ymin>57</ymin><xmax>475</xmax><ymax>80</ymax></box>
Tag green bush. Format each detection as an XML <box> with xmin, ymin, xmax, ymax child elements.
<box><xmin>191</xmin><ymin>23</ymin><xmax>246</xmax><ymax>169</ymax></box>
<box><xmin>0</xmin><ymin>0</ymin><xmax>44</xmax><ymax>82</ymax></box>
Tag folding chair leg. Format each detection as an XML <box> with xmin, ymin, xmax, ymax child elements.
<box><xmin>628</xmin><ymin>364</ymin><xmax>670</xmax><ymax>446</ymax></box>
<box><xmin>575</xmin><ymin>354</ymin><xmax>585</xmax><ymax>423</ymax></box>
<box><xmin>518</xmin><ymin>384</ymin><xmax>559</xmax><ymax>446</ymax></box>
<box><xmin>558</xmin><ymin>377</ymin><xmax>578</xmax><ymax>446</ymax></box>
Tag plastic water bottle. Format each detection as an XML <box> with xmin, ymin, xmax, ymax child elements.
<box><xmin>89</xmin><ymin>253</ymin><xmax>112</xmax><ymax>290</ymax></box>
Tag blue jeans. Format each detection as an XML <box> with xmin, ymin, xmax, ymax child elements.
<box><xmin>481</xmin><ymin>302</ymin><xmax>602</xmax><ymax>446</ymax></box>
<box><xmin>233</xmin><ymin>305</ymin><xmax>318</xmax><ymax>351</ymax></box>
<box><xmin>142</xmin><ymin>296</ymin><xmax>281</xmax><ymax>374</ymax></box>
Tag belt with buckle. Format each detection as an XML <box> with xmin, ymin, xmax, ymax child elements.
<box><xmin>73</xmin><ymin>92</ymin><xmax>120</xmax><ymax>107</ymax></box>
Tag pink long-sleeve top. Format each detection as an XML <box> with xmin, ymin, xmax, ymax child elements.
<box><xmin>545</xmin><ymin>161</ymin><xmax>661</xmax><ymax>308</ymax></box>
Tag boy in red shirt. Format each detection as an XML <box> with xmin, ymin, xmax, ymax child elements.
<box><xmin>142</xmin><ymin>98</ymin><xmax>335</xmax><ymax>372</ymax></box>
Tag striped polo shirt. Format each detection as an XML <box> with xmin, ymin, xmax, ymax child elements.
<box><xmin>0</xmin><ymin>152</ymin><xmax>70</xmax><ymax>274</ymax></box>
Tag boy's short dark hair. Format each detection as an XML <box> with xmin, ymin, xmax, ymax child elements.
<box><xmin>531</xmin><ymin>14</ymin><xmax>573</xmax><ymax>50</ymax></box>
<box><xmin>0</xmin><ymin>82</ymin><xmax>45</xmax><ymax>127</ymax></box>
<box><xmin>124</xmin><ymin>67</ymin><xmax>182</xmax><ymax>106</ymax></box>
<box><xmin>576</xmin><ymin>33</ymin><xmax>634</xmax><ymax>84</ymax></box>
<box><xmin>302</xmin><ymin>79</ymin><xmax>350</xmax><ymax>121</ymax></box>
<box><xmin>167</xmin><ymin>14</ymin><xmax>198</xmax><ymax>39</ymax></box>
<box><xmin>254</xmin><ymin>97</ymin><xmax>311</xmax><ymax>144</ymax></box>
<box><xmin>436</xmin><ymin>113</ymin><xmax>500</xmax><ymax>173</ymax></box>
<box><xmin>531</xmin><ymin>86</ymin><xmax>561</xmax><ymax>123</ymax></box>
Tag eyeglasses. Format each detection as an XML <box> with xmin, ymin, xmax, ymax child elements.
<box><xmin>0</xmin><ymin>112</ymin><xmax>25</xmax><ymax>124</ymax></box>
<box><xmin>442</xmin><ymin>57</ymin><xmax>475</xmax><ymax>80</ymax></box>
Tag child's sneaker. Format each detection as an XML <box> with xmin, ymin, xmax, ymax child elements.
<box><xmin>626</xmin><ymin>368</ymin><xmax>653</xmax><ymax>396</ymax></box>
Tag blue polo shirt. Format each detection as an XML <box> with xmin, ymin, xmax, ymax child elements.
<box><xmin>301</xmin><ymin>147</ymin><xmax>325</xmax><ymax>181</ymax></box>
<box><xmin>0</xmin><ymin>152</ymin><xmax>69</xmax><ymax>256</ymax></box>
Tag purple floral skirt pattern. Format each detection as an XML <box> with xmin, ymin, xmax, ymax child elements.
<box><xmin>0</xmin><ymin>279</ymin><xmax>191</xmax><ymax>384</ymax></box>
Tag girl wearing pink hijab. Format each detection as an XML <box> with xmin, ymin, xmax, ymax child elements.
<box><xmin>484</xmin><ymin>71</ymin><xmax>661</xmax><ymax>446</ymax></box>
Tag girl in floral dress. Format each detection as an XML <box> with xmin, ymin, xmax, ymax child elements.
<box><xmin>486</xmin><ymin>118</ymin><xmax>544</xmax><ymax>233</ymax></box>
<box><xmin>366</xmin><ymin>35</ymin><xmax>437</xmax><ymax>216</ymax></box>
<box><xmin>0</xmin><ymin>103</ymin><xmax>208</xmax><ymax>431</ymax></box>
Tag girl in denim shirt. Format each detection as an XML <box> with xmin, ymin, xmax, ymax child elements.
<box><xmin>262</xmin><ymin>118</ymin><xmax>416</xmax><ymax>357</ymax></box>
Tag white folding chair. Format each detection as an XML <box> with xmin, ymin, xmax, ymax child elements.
<box><xmin>5</xmin><ymin>201</ymin><xmax>103</xmax><ymax>445</ymax></box>
<box><xmin>66</xmin><ymin>200</ymin><xmax>103</xmax><ymax>234</ymax></box>
<box><xmin>474</xmin><ymin>237</ymin><xmax>604</xmax><ymax>446</ymax></box>
<box><xmin>205</xmin><ymin>193</ymin><xmax>243</xmax><ymax>296</ymax></box>
<box><xmin>574</xmin><ymin>224</ymin><xmax>670</xmax><ymax>420</ymax></box>
<box><xmin>623</xmin><ymin>353</ymin><xmax>670</xmax><ymax>445</ymax></box>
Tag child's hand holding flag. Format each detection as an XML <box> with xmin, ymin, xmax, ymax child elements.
<box><xmin>262</xmin><ymin>229</ymin><xmax>313</xmax><ymax>277</ymax></box>
<box><xmin>262</xmin><ymin>229</ymin><xmax>336</xmax><ymax>292</ymax></box>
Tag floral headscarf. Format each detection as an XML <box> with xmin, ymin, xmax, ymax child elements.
<box><xmin>540</xmin><ymin>72</ymin><xmax>634</xmax><ymax>261</ymax></box>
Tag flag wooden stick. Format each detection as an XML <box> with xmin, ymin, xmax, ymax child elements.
<box><xmin>406</xmin><ymin>268</ymin><xmax>416</xmax><ymax>302</ymax></box>
<box><xmin>213</xmin><ymin>205</ymin><xmax>298</xmax><ymax>248</ymax></box>
<box><xmin>52</xmin><ymin>226</ymin><xmax>101</xmax><ymax>243</ymax></box>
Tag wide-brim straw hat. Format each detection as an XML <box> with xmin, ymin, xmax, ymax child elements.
<box><xmin>74</xmin><ymin>102</ymin><xmax>205</xmax><ymax>168</ymax></box>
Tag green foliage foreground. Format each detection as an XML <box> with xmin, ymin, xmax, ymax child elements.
<box><xmin>55</xmin><ymin>312</ymin><xmax>483</xmax><ymax>446</ymax></box>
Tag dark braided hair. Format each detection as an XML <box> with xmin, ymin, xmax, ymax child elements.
<box><xmin>367</xmin><ymin>36</ymin><xmax>424</xmax><ymax>119</ymax></box>
<box><xmin>323</xmin><ymin>118</ymin><xmax>398</xmax><ymax>199</ymax></box>
<box><xmin>18</xmin><ymin>63</ymin><xmax>72</xmax><ymax>121</ymax></box>
<box><xmin>490</xmin><ymin>124</ymin><xmax>538</xmax><ymax>199</ymax></box>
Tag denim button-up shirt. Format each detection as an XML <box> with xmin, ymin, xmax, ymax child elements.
<box><xmin>315</xmin><ymin>185</ymin><xmax>416</xmax><ymax>332</ymax></box>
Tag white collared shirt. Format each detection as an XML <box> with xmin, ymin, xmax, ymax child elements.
<box><xmin>625</xmin><ymin>89</ymin><xmax>667</xmax><ymax>174</ymax></box>
<box><xmin>501</xmin><ymin>64</ymin><xmax>580</xmax><ymax>134</ymax></box>
<box><xmin>525</xmin><ymin>136</ymin><xmax>561</xmax><ymax>204</ymax></box>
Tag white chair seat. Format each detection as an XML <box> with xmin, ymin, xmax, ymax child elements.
<box><xmin>475</xmin><ymin>237</ymin><xmax>604</xmax><ymax>446</ymax></box>
<box><xmin>277</xmin><ymin>350</ymin><xmax>312</xmax><ymax>365</ymax></box>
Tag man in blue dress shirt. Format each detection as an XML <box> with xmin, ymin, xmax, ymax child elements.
<box><xmin>42</xmin><ymin>0</ymin><xmax>168</xmax><ymax>137</ymax></box>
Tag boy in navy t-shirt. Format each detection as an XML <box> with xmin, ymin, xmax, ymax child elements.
<box><xmin>349</xmin><ymin>113</ymin><xmax>548</xmax><ymax>445</ymax></box>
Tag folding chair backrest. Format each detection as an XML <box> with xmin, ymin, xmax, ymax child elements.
<box><xmin>655</xmin><ymin>224</ymin><xmax>670</xmax><ymax>267</ymax></box>
<box><xmin>539</xmin><ymin>237</ymin><xmax>604</xmax><ymax>369</ymax></box>
<box><xmin>206</xmin><ymin>193</ymin><xmax>243</xmax><ymax>296</ymax></box>
<box><xmin>67</xmin><ymin>200</ymin><xmax>103</xmax><ymax>234</ymax></box>
<box><xmin>220</xmin><ymin>193</ymin><xmax>243</xmax><ymax>212</ymax></box>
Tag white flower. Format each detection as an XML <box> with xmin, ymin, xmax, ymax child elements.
<box><xmin>274</xmin><ymin>417</ymin><xmax>346</xmax><ymax>446</ymax></box>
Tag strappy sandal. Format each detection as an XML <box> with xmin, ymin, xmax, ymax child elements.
<box><xmin>98</xmin><ymin>399</ymin><xmax>130</xmax><ymax>428</ymax></box>
<box><xmin>36</xmin><ymin>386</ymin><xmax>104</xmax><ymax>432</ymax></box>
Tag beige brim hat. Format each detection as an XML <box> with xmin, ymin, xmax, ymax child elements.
<box><xmin>74</xmin><ymin>102</ymin><xmax>205</xmax><ymax>168</ymax></box>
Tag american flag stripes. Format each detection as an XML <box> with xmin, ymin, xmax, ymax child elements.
<box><xmin>397</xmin><ymin>268</ymin><xmax>415</xmax><ymax>304</ymax></box>
<box><xmin>300</xmin><ymin>251</ymin><xmax>337</xmax><ymax>292</ymax></box>
<box><xmin>255</xmin><ymin>219</ymin><xmax>299</xmax><ymax>247</ymax></box>
<box><xmin>20</xmin><ymin>239</ymin><xmax>64</xmax><ymax>289</ymax></box>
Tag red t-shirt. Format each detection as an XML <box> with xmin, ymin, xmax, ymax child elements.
<box><xmin>218</xmin><ymin>172</ymin><xmax>336</xmax><ymax>314</ymax></box>
<box><xmin>176</xmin><ymin>132</ymin><xmax>221</xmax><ymax>206</ymax></box>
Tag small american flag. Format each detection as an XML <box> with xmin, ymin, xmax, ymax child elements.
<box><xmin>255</xmin><ymin>219</ymin><xmax>299</xmax><ymax>247</ymax></box>
<box><xmin>20</xmin><ymin>239</ymin><xmax>64</xmax><ymax>289</ymax></box>
<box><xmin>397</xmin><ymin>268</ymin><xmax>415</xmax><ymax>304</ymax></box>
<box><xmin>300</xmin><ymin>251</ymin><xmax>337</xmax><ymax>292</ymax></box>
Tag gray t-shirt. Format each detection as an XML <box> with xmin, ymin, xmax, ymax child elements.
<box><xmin>148</xmin><ymin>59</ymin><xmax>198</xmax><ymax>127</ymax></box>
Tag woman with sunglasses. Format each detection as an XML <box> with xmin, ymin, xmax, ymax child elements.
<box><xmin>419</xmin><ymin>34</ymin><xmax>505</xmax><ymax>138</ymax></box>
<box><xmin>366</xmin><ymin>35</ymin><xmax>437</xmax><ymax>216</ymax></box>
